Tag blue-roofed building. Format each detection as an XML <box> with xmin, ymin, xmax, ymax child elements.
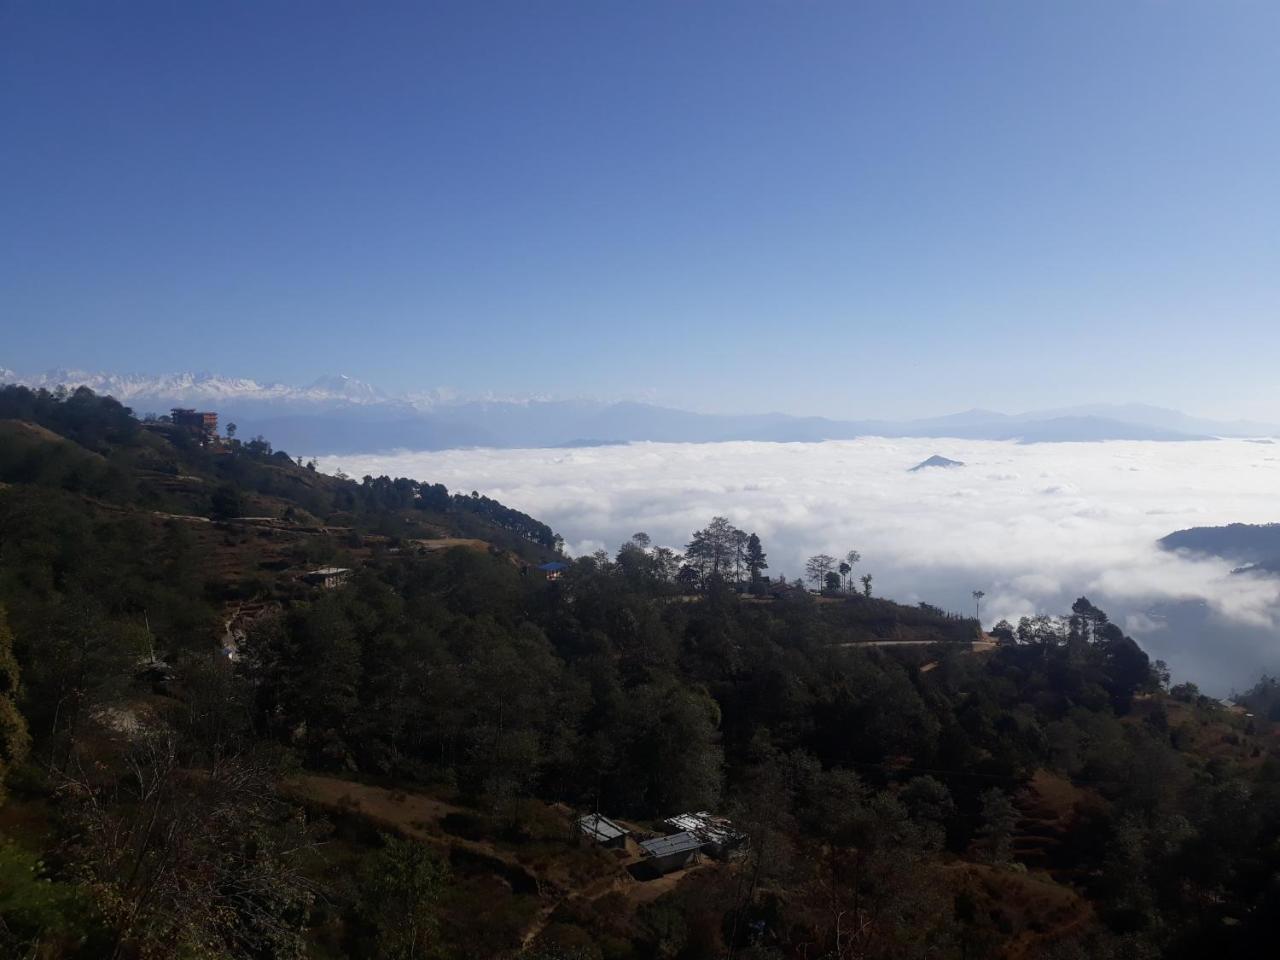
<box><xmin>537</xmin><ymin>561</ymin><xmax>569</xmax><ymax>581</ymax></box>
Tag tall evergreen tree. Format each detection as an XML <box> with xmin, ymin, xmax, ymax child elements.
<box><xmin>744</xmin><ymin>533</ymin><xmax>768</xmax><ymax>582</ymax></box>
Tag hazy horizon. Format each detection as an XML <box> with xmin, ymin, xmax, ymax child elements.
<box><xmin>6</xmin><ymin>364</ymin><xmax>1280</xmax><ymax>433</ymax></box>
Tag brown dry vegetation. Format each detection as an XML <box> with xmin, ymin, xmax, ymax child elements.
<box><xmin>285</xmin><ymin>773</ymin><xmax>731</xmax><ymax>954</ymax></box>
<box><xmin>942</xmin><ymin>862</ymin><xmax>1095</xmax><ymax>960</ymax></box>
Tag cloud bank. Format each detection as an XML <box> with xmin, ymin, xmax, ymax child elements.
<box><xmin>320</xmin><ymin>438</ymin><xmax>1280</xmax><ymax>694</ymax></box>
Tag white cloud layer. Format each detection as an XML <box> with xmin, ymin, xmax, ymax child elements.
<box><xmin>320</xmin><ymin>438</ymin><xmax>1280</xmax><ymax>694</ymax></box>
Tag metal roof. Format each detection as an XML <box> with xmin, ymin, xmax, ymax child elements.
<box><xmin>640</xmin><ymin>831</ymin><xmax>704</xmax><ymax>858</ymax></box>
<box><xmin>576</xmin><ymin>813</ymin><xmax>627</xmax><ymax>842</ymax></box>
<box><xmin>663</xmin><ymin>811</ymin><xmax>744</xmax><ymax>846</ymax></box>
<box><xmin>307</xmin><ymin>567</ymin><xmax>351</xmax><ymax>576</ymax></box>
<box><xmin>537</xmin><ymin>562</ymin><xmax>569</xmax><ymax>572</ymax></box>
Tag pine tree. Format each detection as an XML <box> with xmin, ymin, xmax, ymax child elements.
<box><xmin>744</xmin><ymin>533</ymin><xmax>768</xmax><ymax>582</ymax></box>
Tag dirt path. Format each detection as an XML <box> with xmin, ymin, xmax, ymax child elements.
<box><xmin>281</xmin><ymin>774</ymin><xmax>527</xmax><ymax>872</ymax></box>
<box><xmin>624</xmin><ymin>860</ymin><xmax>716</xmax><ymax>905</ymax></box>
<box><xmin>519</xmin><ymin>856</ymin><xmax>716</xmax><ymax>947</ymax></box>
<box><xmin>409</xmin><ymin>537</ymin><xmax>492</xmax><ymax>552</ymax></box>
<box><xmin>836</xmin><ymin>638</ymin><xmax>998</xmax><ymax>651</ymax></box>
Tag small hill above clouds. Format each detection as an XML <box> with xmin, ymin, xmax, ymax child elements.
<box><xmin>1159</xmin><ymin>522</ymin><xmax>1280</xmax><ymax>575</ymax></box>
<box><xmin>909</xmin><ymin>454</ymin><xmax>965</xmax><ymax>472</ymax></box>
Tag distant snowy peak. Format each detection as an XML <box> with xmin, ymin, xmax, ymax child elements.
<box><xmin>7</xmin><ymin>369</ymin><xmax>282</xmax><ymax>401</ymax></box>
<box><xmin>302</xmin><ymin>374</ymin><xmax>387</xmax><ymax>403</ymax></box>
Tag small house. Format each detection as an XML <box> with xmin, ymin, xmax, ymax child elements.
<box><xmin>574</xmin><ymin>813</ymin><xmax>629</xmax><ymax>849</ymax></box>
<box><xmin>662</xmin><ymin>811</ymin><xmax>748</xmax><ymax>860</ymax></box>
<box><xmin>302</xmin><ymin>567</ymin><xmax>352</xmax><ymax>589</ymax></box>
<box><xmin>537</xmin><ymin>561</ymin><xmax>569</xmax><ymax>581</ymax></box>
<box><xmin>639</xmin><ymin>831</ymin><xmax>704</xmax><ymax>874</ymax></box>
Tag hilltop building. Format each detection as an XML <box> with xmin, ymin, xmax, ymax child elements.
<box><xmin>171</xmin><ymin>408</ymin><xmax>218</xmax><ymax>442</ymax></box>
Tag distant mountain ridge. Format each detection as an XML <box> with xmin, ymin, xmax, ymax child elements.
<box><xmin>3</xmin><ymin>367</ymin><xmax>1276</xmax><ymax>455</ymax></box>
<box><xmin>1159</xmin><ymin>523</ymin><xmax>1280</xmax><ymax>576</ymax></box>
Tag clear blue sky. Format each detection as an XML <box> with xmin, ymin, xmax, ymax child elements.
<box><xmin>3</xmin><ymin>1</ymin><xmax>1278</xmax><ymax>419</ymax></box>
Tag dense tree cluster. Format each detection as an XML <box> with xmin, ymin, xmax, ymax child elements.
<box><xmin>0</xmin><ymin>384</ymin><xmax>140</xmax><ymax>451</ymax></box>
<box><xmin>351</xmin><ymin>476</ymin><xmax>560</xmax><ymax>548</ymax></box>
<box><xmin>681</xmin><ymin>517</ymin><xmax>765</xmax><ymax>590</ymax></box>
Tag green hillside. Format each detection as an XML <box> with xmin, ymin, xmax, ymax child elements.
<box><xmin>1</xmin><ymin>386</ymin><xmax>1279</xmax><ymax>960</ymax></box>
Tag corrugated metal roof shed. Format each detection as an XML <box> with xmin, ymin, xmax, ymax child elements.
<box><xmin>640</xmin><ymin>831</ymin><xmax>704</xmax><ymax>858</ymax></box>
<box><xmin>577</xmin><ymin>813</ymin><xmax>627</xmax><ymax>843</ymax></box>
<box><xmin>663</xmin><ymin>811</ymin><xmax>744</xmax><ymax>846</ymax></box>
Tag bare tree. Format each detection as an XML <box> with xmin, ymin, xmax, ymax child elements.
<box><xmin>63</xmin><ymin>722</ymin><xmax>316</xmax><ymax>959</ymax></box>
<box><xmin>805</xmin><ymin>554</ymin><xmax>836</xmax><ymax>591</ymax></box>
<box><xmin>844</xmin><ymin>550</ymin><xmax>861</xmax><ymax>579</ymax></box>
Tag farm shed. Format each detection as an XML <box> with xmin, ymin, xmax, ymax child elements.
<box><xmin>575</xmin><ymin>813</ymin><xmax>629</xmax><ymax>849</ymax></box>
<box><xmin>639</xmin><ymin>831</ymin><xmax>703</xmax><ymax>874</ymax></box>
<box><xmin>302</xmin><ymin>566</ymin><xmax>352</xmax><ymax>589</ymax></box>
<box><xmin>662</xmin><ymin>811</ymin><xmax>748</xmax><ymax>860</ymax></box>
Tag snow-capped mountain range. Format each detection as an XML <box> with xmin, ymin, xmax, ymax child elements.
<box><xmin>3</xmin><ymin>367</ymin><xmax>1278</xmax><ymax>455</ymax></box>
<box><xmin>0</xmin><ymin>369</ymin><xmax>397</xmax><ymax>410</ymax></box>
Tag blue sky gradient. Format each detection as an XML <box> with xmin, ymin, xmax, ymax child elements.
<box><xmin>3</xmin><ymin>2</ymin><xmax>1278</xmax><ymax>418</ymax></box>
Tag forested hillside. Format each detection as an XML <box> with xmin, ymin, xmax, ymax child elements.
<box><xmin>2</xmin><ymin>387</ymin><xmax>1279</xmax><ymax>959</ymax></box>
<box><xmin>1160</xmin><ymin>522</ymin><xmax>1280</xmax><ymax>575</ymax></box>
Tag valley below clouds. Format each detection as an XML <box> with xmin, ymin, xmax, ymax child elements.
<box><xmin>321</xmin><ymin>438</ymin><xmax>1280</xmax><ymax>694</ymax></box>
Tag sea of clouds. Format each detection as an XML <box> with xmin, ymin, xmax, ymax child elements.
<box><xmin>319</xmin><ymin>438</ymin><xmax>1280</xmax><ymax>694</ymax></box>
